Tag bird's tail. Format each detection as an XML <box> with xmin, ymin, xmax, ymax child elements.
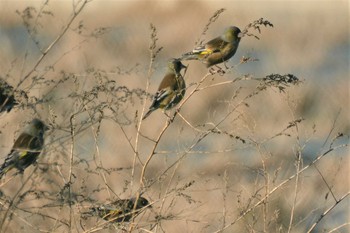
<box><xmin>180</xmin><ymin>51</ymin><xmax>199</xmax><ymax>61</ymax></box>
<box><xmin>0</xmin><ymin>165</ymin><xmax>10</xmax><ymax>179</ymax></box>
<box><xmin>0</xmin><ymin>155</ymin><xmax>15</xmax><ymax>179</ymax></box>
<box><xmin>142</xmin><ymin>108</ymin><xmax>155</xmax><ymax>120</ymax></box>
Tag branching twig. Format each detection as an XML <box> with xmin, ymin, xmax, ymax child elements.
<box><xmin>306</xmin><ymin>192</ymin><xmax>350</xmax><ymax>233</ymax></box>
<box><xmin>212</xmin><ymin>143</ymin><xmax>349</xmax><ymax>232</ymax></box>
<box><xmin>195</xmin><ymin>8</ymin><xmax>226</xmax><ymax>47</ymax></box>
<box><xmin>240</xmin><ymin>17</ymin><xmax>274</xmax><ymax>40</ymax></box>
<box><xmin>16</xmin><ymin>0</ymin><xmax>90</xmax><ymax>89</ymax></box>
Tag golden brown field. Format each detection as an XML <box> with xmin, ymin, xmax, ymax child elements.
<box><xmin>0</xmin><ymin>1</ymin><xmax>349</xmax><ymax>232</ymax></box>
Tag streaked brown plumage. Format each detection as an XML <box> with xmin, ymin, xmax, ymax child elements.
<box><xmin>142</xmin><ymin>59</ymin><xmax>187</xmax><ymax>120</ymax></box>
<box><xmin>0</xmin><ymin>78</ymin><xmax>17</xmax><ymax>113</ymax></box>
<box><xmin>0</xmin><ymin>118</ymin><xmax>49</xmax><ymax>178</ymax></box>
<box><xmin>85</xmin><ymin>197</ymin><xmax>151</xmax><ymax>223</ymax></box>
<box><xmin>181</xmin><ymin>26</ymin><xmax>242</xmax><ymax>67</ymax></box>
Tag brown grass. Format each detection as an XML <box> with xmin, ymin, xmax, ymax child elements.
<box><xmin>0</xmin><ymin>1</ymin><xmax>349</xmax><ymax>233</ymax></box>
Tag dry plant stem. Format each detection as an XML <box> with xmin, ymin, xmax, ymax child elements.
<box><xmin>263</xmin><ymin>162</ymin><xmax>268</xmax><ymax>233</ymax></box>
<box><xmin>2</xmin><ymin>206</ymin><xmax>58</xmax><ymax>232</ymax></box>
<box><xmin>194</xmin><ymin>8</ymin><xmax>225</xmax><ymax>47</ymax></box>
<box><xmin>68</xmin><ymin>115</ymin><xmax>76</xmax><ymax>232</ymax></box>
<box><xmin>92</xmin><ymin>134</ymin><xmax>112</xmax><ymax>199</ymax></box>
<box><xmin>288</xmin><ymin>150</ymin><xmax>302</xmax><ymax>233</ymax></box>
<box><xmin>314</xmin><ymin>164</ymin><xmax>337</xmax><ymax>202</ymax></box>
<box><xmin>0</xmin><ymin>167</ymin><xmax>38</xmax><ymax>233</ymax></box>
<box><xmin>154</xmin><ymin>73</ymin><xmax>263</xmax><ymax>187</ymax></box>
<box><xmin>18</xmin><ymin>0</ymin><xmax>50</xmax><ymax>79</ymax></box>
<box><xmin>134</xmin><ymin>23</ymin><xmax>158</xmax><ymax>190</ymax></box>
<box><xmin>83</xmin><ymin>206</ymin><xmax>151</xmax><ymax>233</ymax></box>
<box><xmin>222</xmin><ymin>170</ymin><xmax>229</xmax><ymax>230</ymax></box>
<box><xmin>177</xmin><ymin>112</ymin><xmax>205</xmax><ymax>133</ymax></box>
<box><xmin>0</xmin><ymin>176</ymin><xmax>15</xmax><ymax>188</ymax></box>
<box><xmin>84</xmin><ymin>108</ymin><xmax>112</xmax><ymax>199</ymax></box>
<box><xmin>288</xmin><ymin>121</ymin><xmax>303</xmax><ymax>233</ymax></box>
<box><xmin>16</xmin><ymin>0</ymin><xmax>90</xmax><ymax>89</ymax></box>
<box><xmin>196</xmin><ymin>74</ymin><xmax>251</xmax><ymax>92</ymax></box>
<box><xmin>127</xmin><ymin>200</ymin><xmax>151</xmax><ymax>232</ymax></box>
<box><xmin>306</xmin><ymin>192</ymin><xmax>350</xmax><ymax>233</ymax></box>
<box><xmin>322</xmin><ymin>109</ymin><xmax>341</xmax><ymax>148</ymax></box>
<box><xmin>155</xmin><ymin>129</ymin><xmax>210</xmax><ymax>188</ymax></box>
<box><xmin>175</xmin><ymin>73</ymin><xmax>254</xmax><ymax>131</ymax></box>
<box><xmin>16</xmin><ymin>205</ymin><xmax>69</xmax><ymax>229</ymax></box>
<box><xmin>174</xmin><ymin>71</ymin><xmax>214</xmax><ymax>117</ymax></box>
<box><xmin>329</xmin><ymin>223</ymin><xmax>350</xmax><ymax>233</ymax></box>
<box><xmin>137</xmin><ymin>73</ymin><xmax>218</xmax><ymax>229</ymax></box>
<box><xmin>139</xmin><ymin>120</ymin><xmax>170</xmax><ymax>188</ymax></box>
<box><xmin>143</xmin><ymin>72</ymin><xmax>214</xmax><ymax>187</ymax></box>
<box><xmin>212</xmin><ymin>143</ymin><xmax>348</xmax><ymax>233</ymax></box>
<box><xmin>38</xmin><ymin>38</ymin><xmax>90</xmax><ymax>85</ymax></box>
<box><xmin>29</xmin><ymin>0</ymin><xmax>50</xmax><ymax>50</ymax></box>
<box><xmin>120</xmin><ymin>126</ymin><xmax>143</xmax><ymax>166</ymax></box>
<box><xmin>83</xmin><ymin>225</ymin><xmax>104</xmax><ymax>233</ymax></box>
<box><xmin>6</xmin><ymin>212</ymin><xmax>37</xmax><ymax>231</ymax></box>
<box><xmin>155</xmin><ymin>151</ymin><xmax>187</xmax><ymax>229</ymax></box>
<box><xmin>240</xmin><ymin>18</ymin><xmax>274</xmax><ymax>40</ymax></box>
<box><xmin>255</xmin><ymin>144</ymin><xmax>269</xmax><ymax>233</ymax></box>
<box><xmin>120</xmin><ymin>126</ymin><xmax>137</xmax><ymax>153</ymax></box>
<box><xmin>138</xmin><ymin>228</ymin><xmax>153</xmax><ymax>233</ymax></box>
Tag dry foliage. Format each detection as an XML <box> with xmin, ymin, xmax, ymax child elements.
<box><xmin>0</xmin><ymin>1</ymin><xmax>348</xmax><ymax>233</ymax></box>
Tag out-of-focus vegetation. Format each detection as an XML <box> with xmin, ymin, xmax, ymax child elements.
<box><xmin>0</xmin><ymin>1</ymin><xmax>348</xmax><ymax>232</ymax></box>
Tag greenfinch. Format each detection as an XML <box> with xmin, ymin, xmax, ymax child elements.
<box><xmin>0</xmin><ymin>118</ymin><xmax>49</xmax><ymax>178</ymax></box>
<box><xmin>143</xmin><ymin>59</ymin><xmax>187</xmax><ymax>120</ymax></box>
<box><xmin>87</xmin><ymin>197</ymin><xmax>151</xmax><ymax>223</ymax></box>
<box><xmin>0</xmin><ymin>78</ymin><xmax>17</xmax><ymax>113</ymax></box>
<box><xmin>181</xmin><ymin>26</ymin><xmax>242</xmax><ymax>67</ymax></box>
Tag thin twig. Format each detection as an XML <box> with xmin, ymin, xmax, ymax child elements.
<box><xmin>68</xmin><ymin>114</ymin><xmax>76</xmax><ymax>232</ymax></box>
<box><xmin>306</xmin><ymin>192</ymin><xmax>350</xmax><ymax>233</ymax></box>
<box><xmin>0</xmin><ymin>167</ymin><xmax>39</xmax><ymax>233</ymax></box>
<box><xmin>212</xmin><ymin>143</ymin><xmax>348</xmax><ymax>233</ymax></box>
<box><xmin>16</xmin><ymin>0</ymin><xmax>90</xmax><ymax>89</ymax></box>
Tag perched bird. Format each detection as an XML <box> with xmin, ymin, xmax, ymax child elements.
<box><xmin>0</xmin><ymin>118</ymin><xmax>49</xmax><ymax>179</ymax></box>
<box><xmin>86</xmin><ymin>197</ymin><xmax>151</xmax><ymax>223</ymax></box>
<box><xmin>0</xmin><ymin>78</ymin><xmax>17</xmax><ymax>113</ymax></box>
<box><xmin>142</xmin><ymin>59</ymin><xmax>187</xmax><ymax>120</ymax></box>
<box><xmin>181</xmin><ymin>26</ymin><xmax>243</xmax><ymax>67</ymax></box>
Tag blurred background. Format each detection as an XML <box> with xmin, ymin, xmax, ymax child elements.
<box><xmin>0</xmin><ymin>0</ymin><xmax>349</xmax><ymax>232</ymax></box>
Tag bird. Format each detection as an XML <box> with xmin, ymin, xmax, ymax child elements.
<box><xmin>0</xmin><ymin>78</ymin><xmax>17</xmax><ymax>114</ymax></box>
<box><xmin>0</xmin><ymin>118</ymin><xmax>49</xmax><ymax>179</ymax></box>
<box><xmin>181</xmin><ymin>26</ymin><xmax>242</xmax><ymax>67</ymax></box>
<box><xmin>85</xmin><ymin>197</ymin><xmax>151</xmax><ymax>223</ymax></box>
<box><xmin>142</xmin><ymin>59</ymin><xmax>187</xmax><ymax>120</ymax></box>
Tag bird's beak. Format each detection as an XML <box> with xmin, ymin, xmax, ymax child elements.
<box><xmin>238</xmin><ymin>32</ymin><xmax>244</xmax><ymax>38</ymax></box>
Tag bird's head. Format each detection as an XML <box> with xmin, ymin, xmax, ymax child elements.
<box><xmin>223</xmin><ymin>26</ymin><xmax>243</xmax><ymax>42</ymax></box>
<box><xmin>133</xmin><ymin>196</ymin><xmax>151</xmax><ymax>209</ymax></box>
<box><xmin>168</xmin><ymin>58</ymin><xmax>187</xmax><ymax>73</ymax></box>
<box><xmin>26</xmin><ymin>118</ymin><xmax>49</xmax><ymax>137</ymax></box>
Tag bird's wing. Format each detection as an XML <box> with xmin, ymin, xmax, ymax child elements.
<box><xmin>12</xmin><ymin>133</ymin><xmax>43</xmax><ymax>152</ymax></box>
<box><xmin>100</xmin><ymin>206</ymin><xmax>123</xmax><ymax>220</ymax></box>
<box><xmin>204</xmin><ymin>37</ymin><xmax>229</xmax><ymax>54</ymax></box>
<box><xmin>151</xmin><ymin>89</ymin><xmax>171</xmax><ymax>106</ymax></box>
<box><xmin>158</xmin><ymin>73</ymin><xmax>178</xmax><ymax>90</ymax></box>
<box><xmin>103</xmin><ymin>199</ymin><xmax>133</xmax><ymax>220</ymax></box>
<box><xmin>189</xmin><ymin>37</ymin><xmax>228</xmax><ymax>57</ymax></box>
